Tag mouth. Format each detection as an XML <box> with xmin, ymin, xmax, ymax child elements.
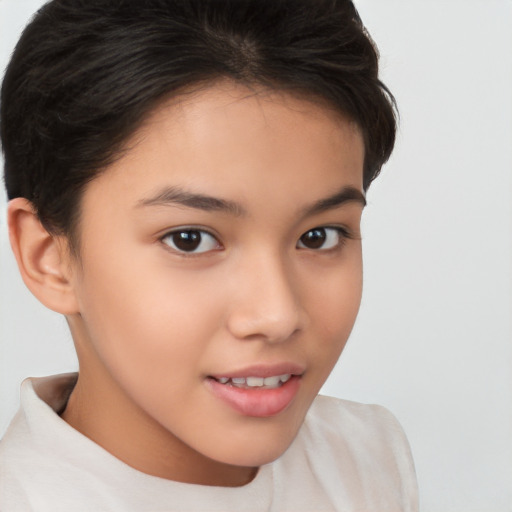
<box><xmin>209</xmin><ymin>374</ymin><xmax>292</xmax><ymax>390</ymax></box>
<box><xmin>205</xmin><ymin>368</ymin><xmax>303</xmax><ymax>417</ymax></box>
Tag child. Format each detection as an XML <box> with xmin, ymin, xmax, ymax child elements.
<box><xmin>0</xmin><ymin>0</ymin><xmax>418</xmax><ymax>510</ymax></box>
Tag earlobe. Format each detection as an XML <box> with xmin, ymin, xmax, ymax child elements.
<box><xmin>7</xmin><ymin>198</ymin><xmax>79</xmax><ymax>315</ymax></box>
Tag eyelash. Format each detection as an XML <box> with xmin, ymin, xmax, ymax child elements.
<box><xmin>161</xmin><ymin>227</ymin><xmax>221</xmax><ymax>256</ymax></box>
<box><xmin>160</xmin><ymin>225</ymin><xmax>352</xmax><ymax>257</ymax></box>
<box><xmin>296</xmin><ymin>226</ymin><xmax>352</xmax><ymax>252</ymax></box>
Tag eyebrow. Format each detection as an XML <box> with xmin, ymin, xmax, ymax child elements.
<box><xmin>137</xmin><ymin>184</ymin><xmax>366</xmax><ymax>217</ymax></box>
<box><xmin>137</xmin><ymin>186</ymin><xmax>245</xmax><ymax>216</ymax></box>
<box><xmin>301</xmin><ymin>186</ymin><xmax>366</xmax><ymax>217</ymax></box>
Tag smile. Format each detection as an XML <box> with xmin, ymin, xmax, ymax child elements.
<box><xmin>206</xmin><ymin>370</ymin><xmax>302</xmax><ymax>417</ymax></box>
<box><xmin>213</xmin><ymin>374</ymin><xmax>291</xmax><ymax>389</ymax></box>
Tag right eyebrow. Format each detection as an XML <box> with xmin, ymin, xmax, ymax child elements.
<box><xmin>136</xmin><ymin>185</ymin><xmax>246</xmax><ymax>217</ymax></box>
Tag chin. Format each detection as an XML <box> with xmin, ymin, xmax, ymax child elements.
<box><xmin>218</xmin><ymin>448</ymin><xmax>287</xmax><ymax>470</ymax></box>
<box><xmin>205</xmin><ymin>421</ymin><xmax>302</xmax><ymax>468</ymax></box>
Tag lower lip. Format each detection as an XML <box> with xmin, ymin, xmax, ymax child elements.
<box><xmin>206</xmin><ymin>376</ymin><xmax>301</xmax><ymax>417</ymax></box>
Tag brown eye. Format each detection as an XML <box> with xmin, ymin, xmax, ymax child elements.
<box><xmin>299</xmin><ymin>228</ymin><xmax>326</xmax><ymax>249</ymax></box>
<box><xmin>162</xmin><ymin>229</ymin><xmax>219</xmax><ymax>253</ymax></box>
<box><xmin>297</xmin><ymin>227</ymin><xmax>345</xmax><ymax>250</ymax></box>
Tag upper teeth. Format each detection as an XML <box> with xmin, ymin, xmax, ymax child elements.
<box><xmin>216</xmin><ymin>374</ymin><xmax>291</xmax><ymax>389</ymax></box>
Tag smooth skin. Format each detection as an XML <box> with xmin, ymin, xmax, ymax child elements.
<box><xmin>8</xmin><ymin>81</ymin><xmax>365</xmax><ymax>487</ymax></box>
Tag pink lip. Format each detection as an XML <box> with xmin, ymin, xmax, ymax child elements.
<box><xmin>205</xmin><ymin>363</ymin><xmax>304</xmax><ymax>418</ymax></box>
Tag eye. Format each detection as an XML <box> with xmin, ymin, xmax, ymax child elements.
<box><xmin>162</xmin><ymin>229</ymin><xmax>220</xmax><ymax>254</ymax></box>
<box><xmin>297</xmin><ymin>227</ymin><xmax>347</xmax><ymax>251</ymax></box>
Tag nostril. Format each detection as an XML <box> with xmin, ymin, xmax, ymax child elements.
<box><xmin>225</xmin><ymin>259</ymin><xmax>304</xmax><ymax>341</ymax></box>
<box><xmin>226</xmin><ymin>308</ymin><xmax>302</xmax><ymax>343</ymax></box>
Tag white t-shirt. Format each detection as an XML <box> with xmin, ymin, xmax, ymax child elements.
<box><xmin>0</xmin><ymin>374</ymin><xmax>418</xmax><ymax>511</ymax></box>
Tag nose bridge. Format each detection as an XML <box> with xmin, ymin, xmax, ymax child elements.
<box><xmin>227</xmin><ymin>246</ymin><xmax>303</xmax><ymax>342</ymax></box>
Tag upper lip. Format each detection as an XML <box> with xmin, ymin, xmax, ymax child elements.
<box><xmin>209</xmin><ymin>362</ymin><xmax>305</xmax><ymax>379</ymax></box>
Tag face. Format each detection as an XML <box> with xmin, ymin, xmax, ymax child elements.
<box><xmin>64</xmin><ymin>82</ymin><xmax>365</xmax><ymax>485</ymax></box>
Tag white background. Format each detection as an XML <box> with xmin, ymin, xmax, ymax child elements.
<box><xmin>1</xmin><ymin>1</ymin><xmax>511</xmax><ymax>510</ymax></box>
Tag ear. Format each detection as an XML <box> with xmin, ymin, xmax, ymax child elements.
<box><xmin>7</xmin><ymin>198</ymin><xmax>79</xmax><ymax>315</ymax></box>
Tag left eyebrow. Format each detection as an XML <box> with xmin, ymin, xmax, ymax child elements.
<box><xmin>300</xmin><ymin>186</ymin><xmax>366</xmax><ymax>217</ymax></box>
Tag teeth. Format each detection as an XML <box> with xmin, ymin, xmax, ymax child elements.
<box><xmin>246</xmin><ymin>376</ymin><xmax>264</xmax><ymax>387</ymax></box>
<box><xmin>216</xmin><ymin>374</ymin><xmax>292</xmax><ymax>389</ymax></box>
<box><xmin>263</xmin><ymin>376</ymin><xmax>281</xmax><ymax>387</ymax></box>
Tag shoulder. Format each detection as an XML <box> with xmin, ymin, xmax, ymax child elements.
<box><xmin>0</xmin><ymin>374</ymin><xmax>83</xmax><ymax>511</ymax></box>
<box><xmin>277</xmin><ymin>395</ymin><xmax>419</xmax><ymax>511</ymax></box>
<box><xmin>305</xmin><ymin>394</ymin><xmax>410</xmax><ymax>446</ymax></box>
<box><xmin>302</xmin><ymin>394</ymin><xmax>416</xmax><ymax>470</ymax></box>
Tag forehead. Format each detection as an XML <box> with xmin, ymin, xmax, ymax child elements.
<box><xmin>138</xmin><ymin>83</ymin><xmax>364</xmax><ymax>162</ymax></box>
<box><xmin>81</xmin><ymin>82</ymin><xmax>365</xmax><ymax>217</ymax></box>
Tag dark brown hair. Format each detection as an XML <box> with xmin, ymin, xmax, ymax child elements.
<box><xmin>1</xmin><ymin>0</ymin><xmax>396</xmax><ymax>250</ymax></box>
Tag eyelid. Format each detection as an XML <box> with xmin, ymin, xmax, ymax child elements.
<box><xmin>160</xmin><ymin>226</ymin><xmax>223</xmax><ymax>256</ymax></box>
<box><xmin>296</xmin><ymin>225</ymin><xmax>354</xmax><ymax>251</ymax></box>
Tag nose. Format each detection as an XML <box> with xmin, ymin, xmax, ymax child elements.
<box><xmin>226</xmin><ymin>251</ymin><xmax>305</xmax><ymax>343</ymax></box>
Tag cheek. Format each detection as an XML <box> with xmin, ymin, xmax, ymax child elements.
<box><xmin>304</xmin><ymin>250</ymin><xmax>363</xmax><ymax>357</ymax></box>
<box><xmin>74</xmin><ymin>249</ymin><xmax>226</xmax><ymax>381</ymax></box>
